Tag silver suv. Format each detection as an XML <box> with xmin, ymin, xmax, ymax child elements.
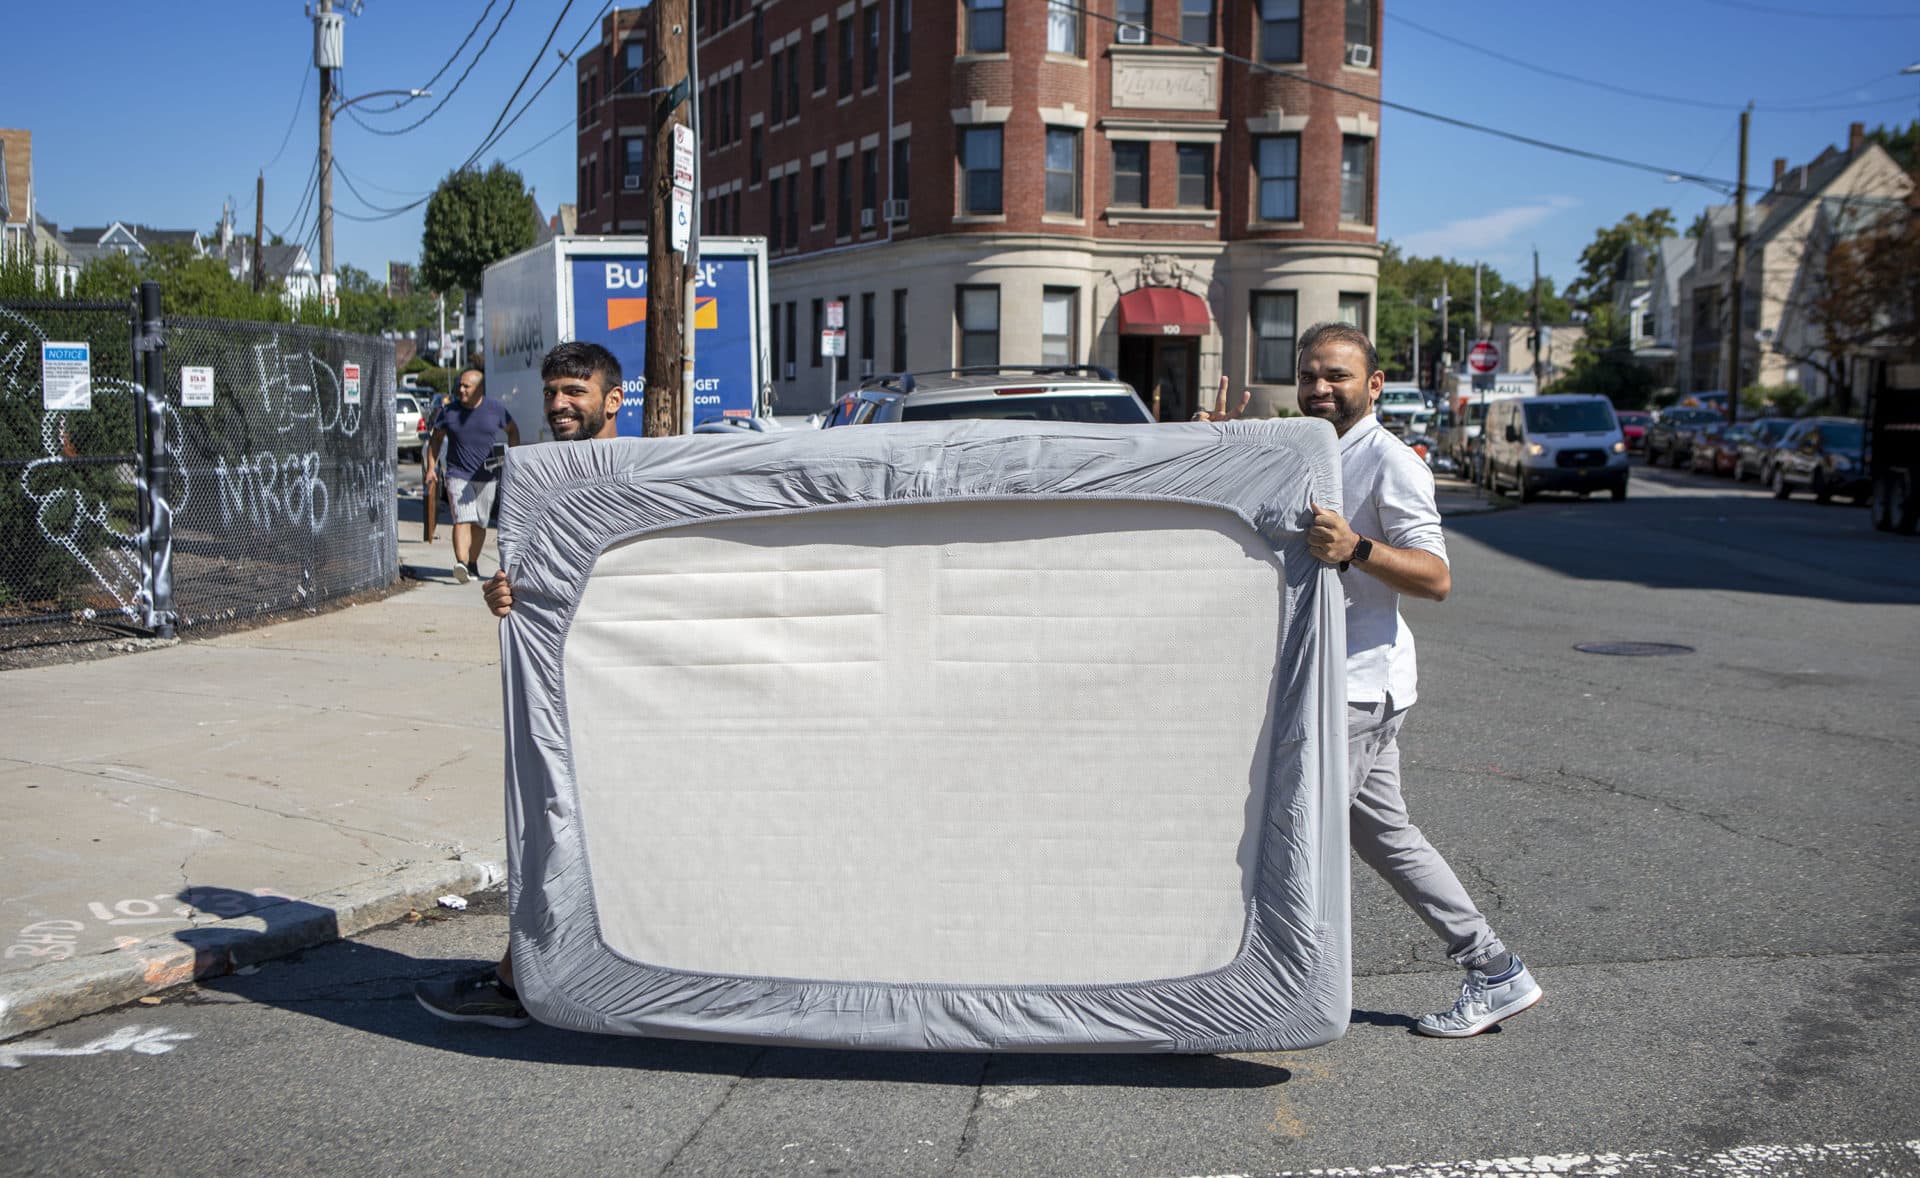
<box><xmin>819</xmin><ymin>366</ymin><xmax>1154</xmax><ymax>427</ymax></box>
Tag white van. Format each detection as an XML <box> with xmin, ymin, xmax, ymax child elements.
<box><xmin>1483</xmin><ymin>394</ymin><xmax>1631</xmax><ymax>502</ymax></box>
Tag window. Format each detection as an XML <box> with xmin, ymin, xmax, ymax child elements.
<box><xmin>861</xmin><ymin>148</ymin><xmax>879</xmax><ymax>221</ymax></box>
<box><xmin>863</xmin><ymin>4</ymin><xmax>880</xmax><ymax>87</ymax></box>
<box><xmin>1338</xmin><ymin>292</ymin><xmax>1368</xmax><ymax>330</ymax></box>
<box><xmin>768</xmin><ymin>175</ymin><xmax>783</xmax><ymax>248</ymax></box>
<box><xmin>1255</xmin><ymin>134</ymin><xmax>1298</xmax><ymax>220</ymax></box>
<box><xmin>892</xmin><ymin>137</ymin><xmax>911</xmax><ymax>202</ymax></box>
<box><xmin>1180</xmin><ymin>0</ymin><xmax>1212</xmax><ymax>44</ymax></box>
<box><xmin>811</xmin><ymin>162</ymin><xmax>827</xmax><ymax>226</ymax></box>
<box><xmin>813</xmin><ymin>28</ymin><xmax>829</xmax><ymax>91</ymax></box>
<box><xmin>838</xmin><ymin>17</ymin><xmax>855</xmax><ymax>97</ymax></box>
<box><xmin>1044</xmin><ymin>128</ymin><xmax>1081</xmax><ymax>216</ymax></box>
<box><xmin>967</xmin><ymin>0</ymin><xmax>1005</xmax><ymax>53</ymax></box>
<box><xmin>1176</xmin><ymin>143</ymin><xmax>1212</xmax><ymax>208</ymax></box>
<box><xmin>837</xmin><ymin>155</ymin><xmax>853</xmax><ymax>236</ymax></box>
<box><xmin>1251</xmin><ymin>292</ymin><xmax>1297</xmax><ymax>383</ymax></box>
<box><xmin>1112</xmin><ymin>142</ymin><xmax>1147</xmax><ymax>206</ymax></box>
<box><xmin>786</xmin><ymin>44</ymin><xmax>801</xmax><ymax>113</ymax></box>
<box><xmin>624</xmin><ymin>41</ymin><xmax>647</xmax><ymax>92</ymax></box>
<box><xmin>770</xmin><ymin>293</ymin><xmax>781</xmax><ymax>364</ymax></box>
<box><xmin>1341</xmin><ymin>136</ymin><xmax>1372</xmax><ymax>223</ymax></box>
<box><xmin>750</xmin><ymin>126</ymin><xmax>763</xmax><ymax>184</ymax></box>
<box><xmin>1047</xmin><ymin>0</ymin><xmax>1081</xmax><ymax>55</ymax></box>
<box><xmin>958</xmin><ymin>286</ymin><xmax>1000</xmax><ymax>367</ymax></box>
<box><xmin>731</xmin><ymin>74</ymin><xmax>743</xmax><ymax>143</ymax></box>
<box><xmin>1041</xmin><ymin>288</ymin><xmax>1077</xmax><ymax>365</ymax></box>
<box><xmin>771</xmin><ymin>52</ymin><xmax>785</xmax><ymax>122</ymax></box>
<box><xmin>811</xmin><ymin>298</ymin><xmax>824</xmax><ymax>367</ymax></box>
<box><xmin>1345</xmin><ymin>0</ymin><xmax>1373</xmax><ymax>55</ymax></box>
<box><xmin>1258</xmin><ymin>0</ymin><xmax>1300</xmax><ymax>62</ymax></box>
<box><xmin>861</xmin><ymin>293</ymin><xmax>876</xmax><ymax>367</ymax></box>
<box><xmin>752</xmin><ymin>7</ymin><xmax>765</xmax><ymax>60</ymax></box>
<box><xmin>959</xmin><ymin>127</ymin><xmax>1002</xmax><ymax>215</ymax></box>
<box><xmin>893</xmin><ymin>0</ymin><xmax>912</xmax><ymax>74</ymax></box>
<box><xmin>786</xmin><ymin>301</ymin><xmax>797</xmax><ymax>368</ymax></box>
<box><xmin>786</xmin><ymin>170</ymin><xmax>800</xmax><ymax>242</ymax></box>
<box><xmin>892</xmin><ymin>289</ymin><xmax>908</xmax><ymax>371</ymax></box>
<box><xmin>624</xmin><ymin>136</ymin><xmax>646</xmax><ymax>184</ymax></box>
<box><xmin>1116</xmin><ymin>0</ymin><xmax>1148</xmax><ymax>40</ymax></box>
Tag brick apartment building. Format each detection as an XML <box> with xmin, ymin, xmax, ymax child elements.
<box><xmin>578</xmin><ymin>0</ymin><xmax>1381</xmax><ymax>417</ymax></box>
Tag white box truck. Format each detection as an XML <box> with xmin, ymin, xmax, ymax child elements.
<box><xmin>482</xmin><ymin>236</ymin><xmax>771</xmax><ymax>440</ymax></box>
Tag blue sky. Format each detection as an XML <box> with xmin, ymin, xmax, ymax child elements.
<box><xmin>6</xmin><ymin>1</ymin><xmax>1919</xmax><ymax>296</ymax></box>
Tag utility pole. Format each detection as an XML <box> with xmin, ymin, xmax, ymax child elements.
<box><xmin>253</xmin><ymin>172</ymin><xmax>266</xmax><ymax>295</ymax></box>
<box><xmin>1725</xmin><ymin>103</ymin><xmax>1752</xmax><ymax>425</ymax></box>
<box><xmin>1531</xmin><ymin>248</ymin><xmax>1544</xmax><ymax>386</ymax></box>
<box><xmin>645</xmin><ymin>0</ymin><xmax>694</xmax><ymax>436</ymax></box>
<box><xmin>1473</xmin><ymin>261</ymin><xmax>1482</xmax><ymax>342</ymax></box>
<box><xmin>315</xmin><ymin>0</ymin><xmax>341</xmax><ymax>313</ymax></box>
<box><xmin>1439</xmin><ymin>272</ymin><xmax>1449</xmax><ymax>371</ymax></box>
<box><xmin>1411</xmin><ymin>298</ymin><xmax>1420</xmax><ymax>389</ymax></box>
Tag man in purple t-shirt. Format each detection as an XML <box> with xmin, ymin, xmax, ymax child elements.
<box><xmin>424</xmin><ymin>368</ymin><xmax>520</xmax><ymax>582</ymax></box>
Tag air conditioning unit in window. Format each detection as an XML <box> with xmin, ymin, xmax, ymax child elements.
<box><xmin>860</xmin><ymin>208</ymin><xmax>876</xmax><ymax>230</ymax></box>
<box><xmin>1345</xmin><ymin>43</ymin><xmax>1373</xmax><ymax>68</ymax></box>
<box><xmin>784</xmin><ymin>361</ymin><xmax>796</xmax><ymax>380</ymax></box>
<box><xmin>1116</xmin><ymin>22</ymin><xmax>1148</xmax><ymax>44</ymax></box>
<box><xmin>861</xmin><ymin>358</ymin><xmax>874</xmax><ymax>376</ymax></box>
<box><xmin>623</xmin><ymin>175</ymin><xmax>643</xmax><ymax>190</ymax></box>
<box><xmin>884</xmin><ymin>198</ymin><xmax>909</xmax><ymax>222</ymax></box>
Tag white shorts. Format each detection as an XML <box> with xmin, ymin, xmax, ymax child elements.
<box><xmin>445</xmin><ymin>475</ymin><xmax>498</xmax><ymax>526</ymax></box>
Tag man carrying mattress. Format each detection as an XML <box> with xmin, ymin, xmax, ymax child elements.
<box><xmin>1206</xmin><ymin>321</ymin><xmax>1543</xmax><ymax>1037</ymax></box>
<box><xmin>413</xmin><ymin>341</ymin><xmax>626</xmax><ymax>1028</ymax></box>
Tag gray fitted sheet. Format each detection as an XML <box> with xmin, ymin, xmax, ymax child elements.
<box><xmin>495</xmin><ymin>418</ymin><xmax>1350</xmax><ymax>1052</ymax></box>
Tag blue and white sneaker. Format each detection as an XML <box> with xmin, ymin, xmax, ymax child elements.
<box><xmin>1415</xmin><ymin>956</ymin><xmax>1543</xmax><ymax>1038</ymax></box>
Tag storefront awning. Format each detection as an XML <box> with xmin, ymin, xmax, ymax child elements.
<box><xmin>1117</xmin><ymin>287</ymin><xmax>1211</xmax><ymax>336</ymax></box>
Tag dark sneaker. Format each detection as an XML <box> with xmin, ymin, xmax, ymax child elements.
<box><xmin>1415</xmin><ymin>956</ymin><xmax>1542</xmax><ymax>1038</ymax></box>
<box><xmin>414</xmin><ymin>970</ymin><xmax>530</xmax><ymax>1028</ymax></box>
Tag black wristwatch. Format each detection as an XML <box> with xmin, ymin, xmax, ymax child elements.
<box><xmin>1340</xmin><ymin>536</ymin><xmax>1373</xmax><ymax>573</ymax></box>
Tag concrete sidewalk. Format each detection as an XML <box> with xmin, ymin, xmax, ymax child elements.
<box><xmin>0</xmin><ymin>478</ymin><xmax>1501</xmax><ymax>1041</ymax></box>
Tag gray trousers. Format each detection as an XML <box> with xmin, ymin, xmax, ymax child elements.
<box><xmin>1348</xmin><ymin>699</ymin><xmax>1505</xmax><ymax>970</ymax></box>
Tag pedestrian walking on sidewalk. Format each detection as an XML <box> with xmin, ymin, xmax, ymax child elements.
<box><xmin>424</xmin><ymin>368</ymin><xmax>520</xmax><ymax>584</ymax></box>
<box><xmin>414</xmin><ymin>342</ymin><xmax>625</xmax><ymax>1029</ymax></box>
<box><xmin>1208</xmin><ymin>323</ymin><xmax>1544</xmax><ymax>1038</ymax></box>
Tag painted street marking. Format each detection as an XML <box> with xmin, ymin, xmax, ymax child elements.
<box><xmin>1183</xmin><ymin>1139</ymin><xmax>1920</xmax><ymax>1177</ymax></box>
<box><xmin>0</xmin><ymin>1025</ymin><xmax>194</xmax><ymax>1070</ymax></box>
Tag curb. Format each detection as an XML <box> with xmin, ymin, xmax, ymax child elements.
<box><xmin>0</xmin><ymin>856</ymin><xmax>507</xmax><ymax>1043</ymax></box>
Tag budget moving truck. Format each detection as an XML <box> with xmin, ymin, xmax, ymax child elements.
<box><xmin>482</xmin><ymin>236</ymin><xmax>771</xmax><ymax>440</ymax></box>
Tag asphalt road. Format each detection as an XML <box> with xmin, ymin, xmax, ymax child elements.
<box><xmin>3</xmin><ymin>461</ymin><xmax>1917</xmax><ymax>1178</ymax></box>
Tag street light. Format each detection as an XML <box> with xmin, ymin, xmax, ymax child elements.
<box><xmin>318</xmin><ymin>87</ymin><xmax>430</xmax><ymax>309</ymax></box>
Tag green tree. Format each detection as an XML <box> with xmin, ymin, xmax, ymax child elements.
<box><xmin>419</xmin><ymin>162</ymin><xmax>536</xmax><ymax>357</ymax></box>
<box><xmin>1375</xmin><ymin>245</ymin><xmax>1567</xmax><ymax>383</ymax></box>
<box><xmin>1566</xmin><ymin>209</ymin><xmax>1677</xmax><ymax>308</ymax></box>
<box><xmin>1865</xmin><ymin>120</ymin><xmax>1919</xmax><ymax>171</ymax></box>
<box><xmin>1546</xmin><ymin>303</ymin><xmax>1657</xmax><ymax>408</ymax></box>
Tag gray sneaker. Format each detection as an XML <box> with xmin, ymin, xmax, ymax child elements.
<box><xmin>452</xmin><ymin>563</ymin><xmax>471</xmax><ymax>584</ymax></box>
<box><xmin>1415</xmin><ymin>957</ymin><xmax>1542</xmax><ymax>1038</ymax></box>
<box><xmin>414</xmin><ymin>970</ymin><xmax>530</xmax><ymax>1028</ymax></box>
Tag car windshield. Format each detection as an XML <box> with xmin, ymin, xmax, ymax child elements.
<box><xmin>1524</xmin><ymin>401</ymin><xmax>1616</xmax><ymax>434</ymax></box>
<box><xmin>1821</xmin><ymin>422</ymin><xmax>1863</xmax><ymax>450</ymax></box>
<box><xmin>1380</xmin><ymin>390</ymin><xmax>1423</xmax><ymax>407</ymax></box>
<box><xmin>1669</xmin><ymin>409</ymin><xmax>1720</xmax><ymax>424</ymax></box>
<box><xmin>902</xmin><ymin>394</ymin><xmax>1149</xmax><ymax>424</ymax></box>
<box><xmin>1754</xmin><ymin>420</ymin><xmax>1792</xmax><ymax>443</ymax></box>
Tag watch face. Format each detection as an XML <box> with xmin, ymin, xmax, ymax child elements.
<box><xmin>1354</xmin><ymin>537</ymin><xmax>1373</xmax><ymax>563</ymax></box>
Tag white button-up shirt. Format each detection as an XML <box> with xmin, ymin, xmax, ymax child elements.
<box><xmin>1337</xmin><ymin>413</ymin><xmax>1449</xmax><ymax>708</ymax></box>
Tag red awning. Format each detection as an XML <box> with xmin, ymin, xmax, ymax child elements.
<box><xmin>1116</xmin><ymin>287</ymin><xmax>1211</xmax><ymax>336</ymax></box>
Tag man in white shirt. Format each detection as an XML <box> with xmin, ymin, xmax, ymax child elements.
<box><xmin>1290</xmin><ymin>321</ymin><xmax>1543</xmax><ymax>1037</ymax></box>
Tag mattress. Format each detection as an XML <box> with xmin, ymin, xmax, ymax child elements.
<box><xmin>495</xmin><ymin>417</ymin><xmax>1350</xmax><ymax>1052</ymax></box>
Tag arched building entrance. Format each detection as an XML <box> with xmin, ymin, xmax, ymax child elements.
<box><xmin>1114</xmin><ymin>285</ymin><xmax>1212</xmax><ymax>422</ymax></box>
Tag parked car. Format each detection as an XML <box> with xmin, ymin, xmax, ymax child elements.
<box><xmin>819</xmin><ymin>365</ymin><xmax>1154</xmax><ymax>427</ymax></box>
<box><xmin>395</xmin><ymin>392</ymin><xmax>424</xmax><ymax>461</ymax></box>
<box><xmin>1644</xmin><ymin>408</ymin><xmax>1723</xmax><ymax>467</ymax></box>
<box><xmin>1615</xmin><ymin>410</ymin><xmax>1652</xmax><ymax>453</ymax></box>
<box><xmin>1732</xmin><ymin>417</ymin><xmax>1796</xmax><ymax>483</ymax></box>
<box><xmin>1377</xmin><ymin>384</ymin><xmax>1426</xmax><ymax>437</ymax></box>
<box><xmin>1688</xmin><ymin>422</ymin><xmax>1753</xmax><ymax>477</ymax></box>
<box><xmin>1481</xmin><ymin>393</ymin><xmax>1630</xmax><ymax>502</ymax></box>
<box><xmin>1770</xmin><ymin>417</ymin><xmax>1868</xmax><ymax>503</ymax></box>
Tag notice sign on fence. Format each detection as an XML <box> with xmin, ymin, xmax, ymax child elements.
<box><xmin>343</xmin><ymin>362</ymin><xmax>362</xmax><ymax>405</ymax></box>
<box><xmin>41</xmin><ymin>342</ymin><xmax>91</xmax><ymax>410</ymax></box>
<box><xmin>182</xmin><ymin>365</ymin><xmax>216</xmax><ymax>407</ymax></box>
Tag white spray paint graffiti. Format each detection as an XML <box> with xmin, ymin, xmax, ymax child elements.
<box><xmin>0</xmin><ymin>1025</ymin><xmax>195</xmax><ymax>1070</ymax></box>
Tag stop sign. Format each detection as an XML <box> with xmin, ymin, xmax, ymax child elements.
<box><xmin>1468</xmin><ymin>340</ymin><xmax>1500</xmax><ymax>374</ymax></box>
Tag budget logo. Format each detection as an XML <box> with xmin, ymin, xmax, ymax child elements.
<box><xmin>606</xmin><ymin>297</ymin><xmax>719</xmax><ymax>332</ymax></box>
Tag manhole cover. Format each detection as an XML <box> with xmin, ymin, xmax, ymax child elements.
<box><xmin>1573</xmin><ymin>642</ymin><xmax>1695</xmax><ymax>656</ymax></box>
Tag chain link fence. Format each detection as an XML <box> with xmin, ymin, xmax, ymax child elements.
<box><xmin>0</xmin><ymin>290</ymin><xmax>398</xmax><ymax>648</ymax></box>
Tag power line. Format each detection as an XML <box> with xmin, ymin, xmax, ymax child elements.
<box><xmin>1697</xmin><ymin>0</ymin><xmax>1920</xmax><ymax>18</ymax></box>
<box><xmin>466</xmin><ymin>0</ymin><xmax>582</xmax><ymax>166</ymax></box>
<box><xmin>1387</xmin><ymin>13</ymin><xmax>1917</xmax><ymax>115</ymax></box>
<box><xmin>463</xmin><ymin>1</ymin><xmax>614</xmax><ymax>167</ymax></box>
<box><xmin>346</xmin><ymin>0</ymin><xmax>520</xmax><ymax>136</ymax></box>
<box><xmin>274</xmin><ymin>156</ymin><xmax>321</xmax><ymax>242</ymax></box>
<box><xmin>264</xmin><ymin>62</ymin><xmax>314</xmax><ymax>170</ymax></box>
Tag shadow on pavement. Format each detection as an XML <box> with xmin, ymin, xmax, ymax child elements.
<box><xmin>176</xmin><ymin>886</ymin><xmax>1295</xmax><ymax>1091</ymax></box>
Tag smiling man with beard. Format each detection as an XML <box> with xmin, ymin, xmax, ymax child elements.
<box><xmin>414</xmin><ymin>339</ymin><xmax>625</xmax><ymax>1028</ymax></box>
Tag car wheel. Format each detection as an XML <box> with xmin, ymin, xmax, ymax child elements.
<box><xmin>1771</xmin><ymin>466</ymin><xmax>1791</xmax><ymax>499</ymax></box>
<box><xmin>1813</xmin><ymin>470</ymin><xmax>1832</xmax><ymax>504</ymax></box>
<box><xmin>1517</xmin><ymin>471</ymin><xmax>1535</xmax><ymax>503</ymax></box>
<box><xmin>1611</xmin><ymin>481</ymin><xmax>1628</xmax><ymax>502</ymax></box>
<box><xmin>1873</xmin><ymin>473</ymin><xmax>1897</xmax><ymax>531</ymax></box>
